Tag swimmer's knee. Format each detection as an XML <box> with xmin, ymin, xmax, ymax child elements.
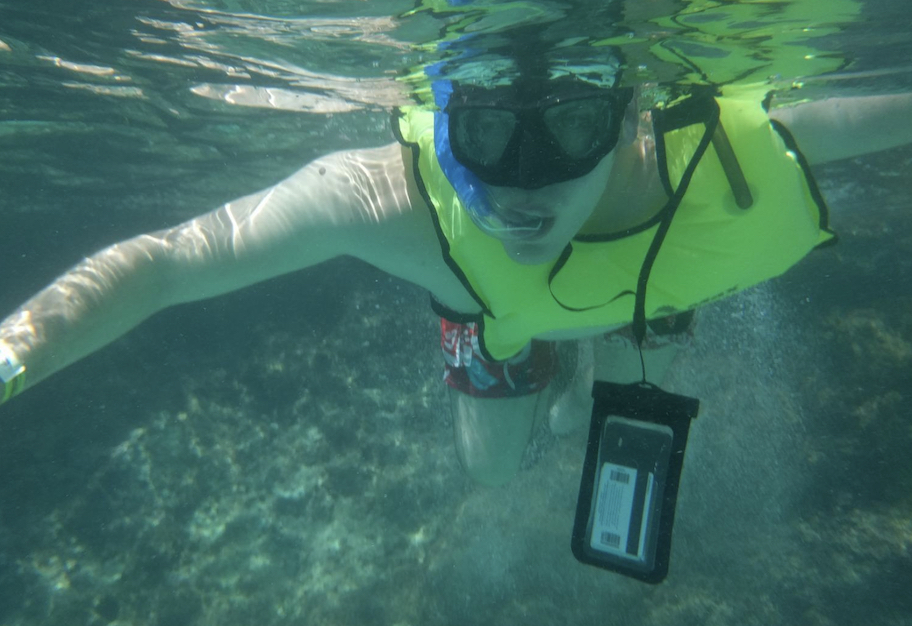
<box><xmin>449</xmin><ymin>389</ymin><xmax>542</xmax><ymax>487</ymax></box>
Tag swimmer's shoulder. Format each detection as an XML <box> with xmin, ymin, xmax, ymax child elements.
<box><xmin>283</xmin><ymin>142</ymin><xmax>481</xmax><ymax>313</ymax></box>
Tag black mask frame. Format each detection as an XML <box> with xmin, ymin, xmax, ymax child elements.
<box><xmin>446</xmin><ymin>79</ymin><xmax>633</xmax><ymax>189</ymax></box>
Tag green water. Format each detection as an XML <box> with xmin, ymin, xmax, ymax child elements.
<box><xmin>0</xmin><ymin>1</ymin><xmax>910</xmax><ymax>624</ymax></box>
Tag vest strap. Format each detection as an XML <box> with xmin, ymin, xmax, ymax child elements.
<box><xmin>632</xmin><ymin>94</ymin><xmax>721</xmax><ymax>353</ymax></box>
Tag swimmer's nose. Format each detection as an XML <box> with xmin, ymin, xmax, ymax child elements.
<box><xmin>515</xmin><ymin>129</ymin><xmax>547</xmax><ymax>189</ymax></box>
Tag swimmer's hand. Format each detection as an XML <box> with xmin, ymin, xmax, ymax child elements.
<box><xmin>0</xmin><ymin>344</ymin><xmax>26</xmax><ymax>406</ymax></box>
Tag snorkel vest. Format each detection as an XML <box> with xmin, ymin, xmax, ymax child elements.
<box><xmin>395</xmin><ymin>86</ymin><xmax>834</xmax><ymax>361</ymax></box>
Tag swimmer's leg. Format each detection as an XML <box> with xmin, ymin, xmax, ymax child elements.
<box><xmin>440</xmin><ymin>319</ymin><xmax>557</xmax><ymax>486</ymax></box>
<box><xmin>450</xmin><ymin>389</ymin><xmax>547</xmax><ymax>487</ymax></box>
<box><xmin>548</xmin><ymin>338</ymin><xmax>595</xmax><ymax>435</ymax></box>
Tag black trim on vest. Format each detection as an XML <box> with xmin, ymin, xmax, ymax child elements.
<box><xmin>475</xmin><ymin>316</ymin><xmax>496</xmax><ymax>362</ymax></box>
<box><xmin>390</xmin><ymin>109</ymin><xmax>408</xmax><ymax>144</ymax></box>
<box><xmin>770</xmin><ymin>118</ymin><xmax>838</xmax><ymax>247</ymax></box>
<box><xmin>391</xmin><ymin>110</ymin><xmax>494</xmax><ymax>320</ymax></box>
<box><xmin>428</xmin><ymin>297</ymin><xmax>499</xmax><ymax>363</ymax></box>
<box><xmin>430</xmin><ymin>296</ymin><xmax>481</xmax><ymax>325</ymax></box>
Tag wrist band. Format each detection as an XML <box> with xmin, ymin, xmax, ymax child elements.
<box><xmin>0</xmin><ymin>344</ymin><xmax>26</xmax><ymax>405</ymax></box>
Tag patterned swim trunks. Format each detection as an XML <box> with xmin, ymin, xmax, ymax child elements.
<box><xmin>440</xmin><ymin>319</ymin><xmax>558</xmax><ymax>398</ymax></box>
<box><xmin>439</xmin><ymin>310</ymin><xmax>696</xmax><ymax>398</ymax></box>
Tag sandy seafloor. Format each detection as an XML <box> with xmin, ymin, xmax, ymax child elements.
<box><xmin>0</xmin><ymin>143</ymin><xmax>910</xmax><ymax>626</ymax></box>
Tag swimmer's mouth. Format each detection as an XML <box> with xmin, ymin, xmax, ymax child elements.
<box><xmin>496</xmin><ymin>215</ymin><xmax>556</xmax><ymax>241</ymax></box>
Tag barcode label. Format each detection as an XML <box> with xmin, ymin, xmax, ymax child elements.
<box><xmin>610</xmin><ymin>469</ymin><xmax>630</xmax><ymax>484</ymax></box>
<box><xmin>589</xmin><ymin>462</ymin><xmax>637</xmax><ymax>558</ymax></box>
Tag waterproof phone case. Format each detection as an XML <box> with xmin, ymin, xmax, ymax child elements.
<box><xmin>571</xmin><ymin>382</ymin><xmax>698</xmax><ymax>584</ymax></box>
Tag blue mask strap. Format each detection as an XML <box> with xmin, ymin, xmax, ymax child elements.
<box><xmin>430</xmin><ymin>78</ymin><xmax>495</xmax><ymax>223</ymax></box>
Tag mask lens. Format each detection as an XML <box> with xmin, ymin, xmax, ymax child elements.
<box><xmin>452</xmin><ymin>108</ymin><xmax>518</xmax><ymax>168</ymax></box>
<box><xmin>543</xmin><ymin>98</ymin><xmax>615</xmax><ymax>159</ymax></box>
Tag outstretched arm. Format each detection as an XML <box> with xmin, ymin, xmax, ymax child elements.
<box><xmin>769</xmin><ymin>92</ymin><xmax>912</xmax><ymax>164</ymax></box>
<box><xmin>0</xmin><ymin>143</ymin><xmax>419</xmax><ymax>402</ymax></box>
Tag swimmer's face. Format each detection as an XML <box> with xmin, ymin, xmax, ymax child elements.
<box><xmin>444</xmin><ymin>77</ymin><xmax>632</xmax><ymax>263</ymax></box>
<box><xmin>483</xmin><ymin>151</ymin><xmax>615</xmax><ymax>264</ymax></box>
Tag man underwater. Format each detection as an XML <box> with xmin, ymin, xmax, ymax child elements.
<box><xmin>2</xmin><ymin>48</ymin><xmax>911</xmax><ymax>488</ymax></box>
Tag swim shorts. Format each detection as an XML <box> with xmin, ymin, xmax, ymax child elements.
<box><xmin>440</xmin><ymin>319</ymin><xmax>558</xmax><ymax>398</ymax></box>
<box><xmin>439</xmin><ymin>310</ymin><xmax>696</xmax><ymax>399</ymax></box>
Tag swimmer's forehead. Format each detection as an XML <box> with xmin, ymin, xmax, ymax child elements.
<box><xmin>440</xmin><ymin>56</ymin><xmax>622</xmax><ymax>90</ymax></box>
<box><xmin>448</xmin><ymin>75</ymin><xmax>616</xmax><ymax>106</ymax></box>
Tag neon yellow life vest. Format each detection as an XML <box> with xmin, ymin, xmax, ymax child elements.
<box><xmin>395</xmin><ymin>86</ymin><xmax>833</xmax><ymax>361</ymax></box>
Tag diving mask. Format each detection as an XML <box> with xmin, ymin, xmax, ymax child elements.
<box><xmin>445</xmin><ymin>78</ymin><xmax>632</xmax><ymax>189</ymax></box>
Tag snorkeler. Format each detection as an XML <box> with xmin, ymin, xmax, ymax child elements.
<box><xmin>2</xmin><ymin>52</ymin><xmax>911</xmax><ymax>488</ymax></box>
